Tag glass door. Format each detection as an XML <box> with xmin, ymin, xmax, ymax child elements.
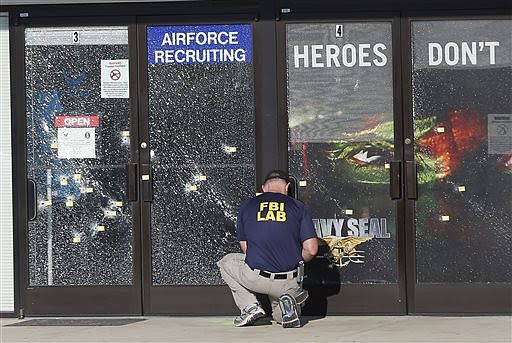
<box><xmin>21</xmin><ymin>24</ymin><xmax>141</xmax><ymax>315</ymax></box>
<box><xmin>280</xmin><ymin>19</ymin><xmax>406</xmax><ymax>314</ymax></box>
<box><xmin>407</xmin><ymin>17</ymin><xmax>512</xmax><ymax>313</ymax></box>
<box><xmin>139</xmin><ymin>21</ymin><xmax>257</xmax><ymax>314</ymax></box>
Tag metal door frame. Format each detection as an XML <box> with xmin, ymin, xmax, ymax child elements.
<box><xmin>9</xmin><ymin>3</ymin><xmax>510</xmax><ymax>317</ymax></box>
<box><xmin>401</xmin><ymin>11</ymin><xmax>512</xmax><ymax>314</ymax></box>
<box><xmin>136</xmin><ymin>12</ymin><xmax>275</xmax><ymax>314</ymax></box>
<box><xmin>276</xmin><ymin>8</ymin><xmax>511</xmax><ymax>315</ymax></box>
<box><xmin>12</xmin><ymin>15</ymin><xmax>143</xmax><ymax>316</ymax></box>
<box><xmin>276</xmin><ymin>12</ymin><xmax>408</xmax><ymax>314</ymax></box>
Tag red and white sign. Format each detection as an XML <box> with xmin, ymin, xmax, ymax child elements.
<box><xmin>55</xmin><ymin>115</ymin><xmax>98</xmax><ymax>159</ymax></box>
<box><xmin>55</xmin><ymin>115</ymin><xmax>99</xmax><ymax>128</ymax></box>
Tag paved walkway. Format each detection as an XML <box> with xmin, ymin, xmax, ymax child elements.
<box><xmin>1</xmin><ymin>315</ymin><xmax>511</xmax><ymax>343</ymax></box>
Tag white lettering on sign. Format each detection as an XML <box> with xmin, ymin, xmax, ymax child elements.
<box><xmin>428</xmin><ymin>41</ymin><xmax>500</xmax><ymax>66</ymax></box>
<box><xmin>54</xmin><ymin>115</ymin><xmax>99</xmax><ymax>128</ymax></box>
<box><xmin>293</xmin><ymin>43</ymin><xmax>388</xmax><ymax>68</ymax></box>
<box><xmin>66</xmin><ymin>117</ymin><xmax>89</xmax><ymax>126</ymax></box>
<box><xmin>154</xmin><ymin>49</ymin><xmax>246</xmax><ymax>63</ymax></box>
<box><xmin>346</xmin><ymin>218</ymin><xmax>390</xmax><ymax>238</ymax></box>
<box><xmin>313</xmin><ymin>217</ymin><xmax>390</xmax><ymax>238</ymax></box>
<box><xmin>161</xmin><ymin>31</ymin><xmax>239</xmax><ymax>46</ymax></box>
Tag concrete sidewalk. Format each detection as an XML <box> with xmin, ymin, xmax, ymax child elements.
<box><xmin>1</xmin><ymin>315</ymin><xmax>511</xmax><ymax>343</ymax></box>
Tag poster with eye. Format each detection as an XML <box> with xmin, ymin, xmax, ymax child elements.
<box><xmin>286</xmin><ymin>22</ymin><xmax>396</xmax><ymax>284</ymax></box>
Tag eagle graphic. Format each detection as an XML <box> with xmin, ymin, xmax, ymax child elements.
<box><xmin>63</xmin><ymin>71</ymin><xmax>88</xmax><ymax>96</ymax></box>
<box><xmin>318</xmin><ymin>236</ymin><xmax>372</xmax><ymax>267</ymax></box>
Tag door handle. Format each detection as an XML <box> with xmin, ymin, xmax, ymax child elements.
<box><xmin>27</xmin><ymin>179</ymin><xmax>37</xmax><ymax>221</ymax></box>
<box><xmin>141</xmin><ymin>164</ymin><xmax>153</xmax><ymax>202</ymax></box>
<box><xmin>288</xmin><ymin>175</ymin><xmax>299</xmax><ymax>199</ymax></box>
<box><xmin>389</xmin><ymin>161</ymin><xmax>402</xmax><ymax>200</ymax></box>
<box><xmin>405</xmin><ymin>161</ymin><xmax>418</xmax><ymax>199</ymax></box>
<box><xmin>126</xmin><ymin>163</ymin><xmax>138</xmax><ymax>202</ymax></box>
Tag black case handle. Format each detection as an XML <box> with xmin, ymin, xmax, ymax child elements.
<box><xmin>389</xmin><ymin>161</ymin><xmax>402</xmax><ymax>200</ymax></box>
<box><xmin>288</xmin><ymin>175</ymin><xmax>299</xmax><ymax>199</ymax></box>
<box><xmin>126</xmin><ymin>163</ymin><xmax>138</xmax><ymax>202</ymax></box>
<box><xmin>27</xmin><ymin>179</ymin><xmax>37</xmax><ymax>221</ymax></box>
<box><xmin>406</xmin><ymin>161</ymin><xmax>418</xmax><ymax>200</ymax></box>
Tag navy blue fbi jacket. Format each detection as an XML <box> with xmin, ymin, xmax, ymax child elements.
<box><xmin>237</xmin><ymin>192</ymin><xmax>317</xmax><ymax>273</ymax></box>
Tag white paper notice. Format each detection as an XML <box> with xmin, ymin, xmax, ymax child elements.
<box><xmin>488</xmin><ymin>114</ymin><xmax>512</xmax><ymax>154</ymax></box>
<box><xmin>57</xmin><ymin>127</ymin><xmax>96</xmax><ymax>159</ymax></box>
<box><xmin>101</xmin><ymin>59</ymin><xmax>129</xmax><ymax>98</ymax></box>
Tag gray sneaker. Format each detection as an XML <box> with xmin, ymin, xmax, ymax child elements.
<box><xmin>279</xmin><ymin>294</ymin><xmax>300</xmax><ymax>328</ymax></box>
<box><xmin>234</xmin><ymin>303</ymin><xmax>266</xmax><ymax>327</ymax></box>
<box><xmin>294</xmin><ymin>289</ymin><xmax>309</xmax><ymax>306</ymax></box>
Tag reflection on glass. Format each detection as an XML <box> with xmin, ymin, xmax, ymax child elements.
<box><xmin>287</xmin><ymin>22</ymin><xmax>396</xmax><ymax>284</ymax></box>
<box><xmin>412</xmin><ymin>20</ymin><xmax>512</xmax><ymax>283</ymax></box>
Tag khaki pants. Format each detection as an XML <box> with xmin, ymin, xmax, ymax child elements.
<box><xmin>217</xmin><ymin>253</ymin><xmax>306</xmax><ymax>322</ymax></box>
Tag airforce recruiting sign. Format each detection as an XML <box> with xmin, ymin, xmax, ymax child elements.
<box><xmin>147</xmin><ymin>24</ymin><xmax>252</xmax><ymax>65</ymax></box>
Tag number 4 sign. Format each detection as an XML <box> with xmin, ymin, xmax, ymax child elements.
<box><xmin>335</xmin><ymin>24</ymin><xmax>343</xmax><ymax>38</ymax></box>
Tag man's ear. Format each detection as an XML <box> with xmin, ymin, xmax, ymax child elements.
<box><xmin>261</xmin><ymin>183</ymin><xmax>267</xmax><ymax>192</ymax></box>
<box><xmin>285</xmin><ymin>182</ymin><xmax>290</xmax><ymax>192</ymax></box>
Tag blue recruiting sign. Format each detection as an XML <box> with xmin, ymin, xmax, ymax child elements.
<box><xmin>147</xmin><ymin>24</ymin><xmax>252</xmax><ymax>65</ymax></box>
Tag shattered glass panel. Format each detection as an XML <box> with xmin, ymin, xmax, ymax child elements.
<box><xmin>151</xmin><ymin>166</ymin><xmax>252</xmax><ymax>285</ymax></box>
<box><xmin>147</xmin><ymin>25</ymin><xmax>255</xmax><ymax>285</ymax></box>
<box><xmin>412</xmin><ymin>20</ymin><xmax>512</xmax><ymax>283</ymax></box>
<box><xmin>287</xmin><ymin>22</ymin><xmax>397</xmax><ymax>284</ymax></box>
<box><xmin>25</xmin><ymin>27</ymin><xmax>133</xmax><ymax>286</ymax></box>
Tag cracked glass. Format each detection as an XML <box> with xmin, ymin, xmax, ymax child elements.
<box><xmin>147</xmin><ymin>24</ymin><xmax>255</xmax><ymax>285</ymax></box>
<box><xmin>25</xmin><ymin>26</ymin><xmax>133</xmax><ymax>286</ymax></box>
<box><xmin>412</xmin><ymin>20</ymin><xmax>512</xmax><ymax>283</ymax></box>
<box><xmin>286</xmin><ymin>22</ymin><xmax>397</xmax><ymax>284</ymax></box>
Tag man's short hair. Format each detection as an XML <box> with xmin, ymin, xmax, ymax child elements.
<box><xmin>263</xmin><ymin>170</ymin><xmax>290</xmax><ymax>184</ymax></box>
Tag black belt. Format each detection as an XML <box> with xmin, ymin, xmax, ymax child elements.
<box><xmin>250</xmin><ymin>266</ymin><xmax>297</xmax><ymax>280</ymax></box>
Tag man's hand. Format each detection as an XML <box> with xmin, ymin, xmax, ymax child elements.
<box><xmin>239</xmin><ymin>241</ymin><xmax>247</xmax><ymax>254</ymax></box>
<box><xmin>301</xmin><ymin>237</ymin><xmax>318</xmax><ymax>262</ymax></box>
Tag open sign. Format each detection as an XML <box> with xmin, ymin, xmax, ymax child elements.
<box><xmin>55</xmin><ymin>115</ymin><xmax>99</xmax><ymax>128</ymax></box>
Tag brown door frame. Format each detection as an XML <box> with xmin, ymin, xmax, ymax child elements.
<box><xmin>136</xmin><ymin>12</ymin><xmax>264</xmax><ymax>315</ymax></box>
<box><xmin>13</xmin><ymin>15</ymin><xmax>143</xmax><ymax>316</ymax></box>
<box><xmin>401</xmin><ymin>11</ymin><xmax>512</xmax><ymax>314</ymax></box>
<box><xmin>276</xmin><ymin>12</ymin><xmax>408</xmax><ymax>314</ymax></box>
<box><xmin>11</xmin><ymin>4</ymin><xmax>510</xmax><ymax>316</ymax></box>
